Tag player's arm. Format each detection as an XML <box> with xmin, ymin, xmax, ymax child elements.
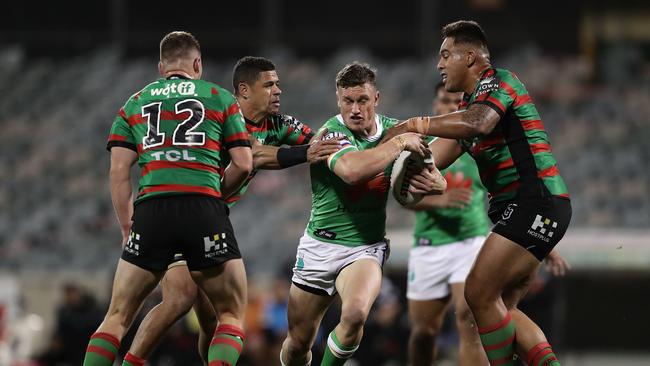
<box><xmin>384</xmin><ymin>104</ymin><xmax>500</xmax><ymax>141</ymax></box>
<box><xmin>219</xmin><ymin>96</ymin><xmax>254</xmax><ymax>199</ymax></box>
<box><xmin>332</xmin><ymin>133</ymin><xmax>427</xmax><ymax>185</ymax></box>
<box><xmin>109</xmin><ymin>147</ymin><xmax>137</xmax><ymax>246</ymax></box>
<box><xmin>405</xmin><ymin>188</ymin><xmax>472</xmax><ymax>211</ymax></box>
<box><xmin>430</xmin><ymin>138</ymin><xmax>464</xmax><ymax>170</ymax></box>
<box><xmin>252</xmin><ymin>128</ymin><xmax>341</xmax><ymax>170</ymax></box>
<box><xmin>221</xmin><ymin>146</ymin><xmax>253</xmax><ymax>199</ymax></box>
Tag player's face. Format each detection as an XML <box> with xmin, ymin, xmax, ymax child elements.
<box><xmin>249</xmin><ymin>70</ymin><xmax>282</xmax><ymax>115</ymax></box>
<box><xmin>433</xmin><ymin>88</ymin><xmax>463</xmax><ymax>115</ymax></box>
<box><xmin>437</xmin><ymin>37</ymin><xmax>468</xmax><ymax>93</ymax></box>
<box><xmin>336</xmin><ymin>83</ymin><xmax>379</xmax><ymax>134</ymax></box>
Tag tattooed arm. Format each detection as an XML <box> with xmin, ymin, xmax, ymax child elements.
<box><xmin>383</xmin><ymin>104</ymin><xmax>500</xmax><ymax>141</ymax></box>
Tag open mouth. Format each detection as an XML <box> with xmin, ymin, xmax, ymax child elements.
<box><xmin>441</xmin><ymin>73</ymin><xmax>448</xmax><ymax>82</ymax></box>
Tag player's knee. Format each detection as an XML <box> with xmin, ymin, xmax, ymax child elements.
<box><xmin>411</xmin><ymin>324</ymin><xmax>438</xmax><ymax>344</ymax></box>
<box><xmin>105</xmin><ymin>301</ymin><xmax>136</xmax><ymax>327</ymax></box>
<box><xmin>163</xmin><ymin>290</ymin><xmax>197</xmax><ymax>314</ymax></box>
<box><xmin>464</xmin><ymin>278</ymin><xmax>494</xmax><ymax>313</ymax></box>
<box><xmin>286</xmin><ymin>331</ymin><xmax>313</xmax><ymax>355</ymax></box>
<box><xmin>340</xmin><ymin>305</ymin><xmax>369</xmax><ymax>331</ymax></box>
<box><xmin>454</xmin><ymin>303</ymin><xmax>476</xmax><ymax>327</ymax></box>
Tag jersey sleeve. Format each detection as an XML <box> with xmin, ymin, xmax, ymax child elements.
<box><xmin>469</xmin><ymin>71</ymin><xmax>516</xmax><ymax>117</ymax></box>
<box><xmin>279</xmin><ymin>115</ymin><xmax>315</xmax><ymax>145</ymax></box>
<box><xmin>220</xmin><ymin>94</ymin><xmax>252</xmax><ymax>150</ymax></box>
<box><xmin>322</xmin><ymin>128</ymin><xmax>357</xmax><ymax>172</ymax></box>
<box><xmin>106</xmin><ymin>107</ymin><xmax>136</xmax><ymax>152</ymax></box>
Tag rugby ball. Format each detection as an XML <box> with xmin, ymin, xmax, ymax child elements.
<box><xmin>390</xmin><ymin>151</ymin><xmax>435</xmax><ymax>206</ymax></box>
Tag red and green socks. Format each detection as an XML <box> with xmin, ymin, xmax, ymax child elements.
<box><xmin>320</xmin><ymin>330</ymin><xmax>358</xmax><ymax>366</ymax></box>
<box><xmin>478</xmin><ymin>312</ymin><xmax>516</xmax><ymax>366</ymax></box>
<box><xmin>208</xmin><ymin>324</ymin><xmax>245</xmax><ymax>365</ymax></box>
<box><xmin>526</xmin><ymin>342</ymin><xmax>561</xmax><ymax>366</ymax></box>
<box><xmin>122</xmin><ymin>352</ymin><xmax>145</xmax><ymax>366</ymax></box>
<box><xmin>83</xmin><ymin>332</ymin><xmax>120</xmax><ymax>366</ymax></box>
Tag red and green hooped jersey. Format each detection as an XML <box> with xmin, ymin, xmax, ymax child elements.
<box><xmin>413</xmin><ymin>153</ymin><xmax>490</xmax><ymax>246</ymax></box>
<box><xmin>307</xmin><ymin>114</ymin><xmax>399</xmax><ymax>246</ymax></box>
<box><xmin>106</xmin><ymin>77</ymin><xmax>250</xmax><ymax>204</ymax></box>
<box><xmin>458</xmin><ymin>68</ymin><xmax>569</xmax><ymax>205</ymax></box>
<box><xmin>224</xmin><ymin>114</ymin><xmax>314</xmax><ymax>206</ymax></box>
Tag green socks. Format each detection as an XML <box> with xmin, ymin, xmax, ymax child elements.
<box><xmin>478</xmin><ymin>312</ymin><xmax>516</xmax><ymax>366</ymax></box>
<box><xmin>526</xmin><ymin>342</ymin><xmax>561</xmax><ymax>366</ymax></box>
<box><xmin>320</xmin><ymin>330</ymin><xmax>358</xmax><ymax>366</ymax></box>
<box><xmin>83</xmin><ymin>332</ymin><xmax>120</xmax><ymax>366</ymax></box>
<box><xmin>208</xmin><ymin>324</ymin><xmax>245</xmax><ymax>365</ymax></box>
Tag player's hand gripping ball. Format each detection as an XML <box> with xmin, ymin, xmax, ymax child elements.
<box><xmin>391</xmin><ymin>151</ymin><xmax>435</xmax><ymax>206</ymax></box>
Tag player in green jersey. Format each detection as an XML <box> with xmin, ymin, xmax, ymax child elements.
<box><xmin>279</xmin><ymin>62</ymin><xmax>447</xmax><ymax>366</ymax></box>
<box><xmin>120</xmin><ymin>56</ymin><xmax>341</xmax><ymax>365</ymax></box>
<box><xmin>385</xmin><ymin>21</ymin><xmax>571</xmax><ymax>366</ymax></box>
<box><xmin>406</xmin><ymin>82</ymin><xmax>488</xmax><ymax>366</ymax></box>
<box><xmin>83</xmin><ymin>32</ymin><xmax>253</xmax><ymax>366</ymax></box>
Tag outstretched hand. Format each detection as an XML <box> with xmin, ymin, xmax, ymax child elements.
<box><xmin>307</xmin><ymin>128</ymin><xmax>342</xmax><ymax>164</ymax></box>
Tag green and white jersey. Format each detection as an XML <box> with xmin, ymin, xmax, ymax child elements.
<box><xmin>306</xmin><ymin>114</ymin><xmax>399</xmax><ymax>246</ymax></box>
<box><xmin>413</xmin><ymin>153</ymin><xmax>490</xmax><ymax>247</ymax></box>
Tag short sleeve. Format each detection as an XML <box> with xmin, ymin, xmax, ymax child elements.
<box><xmin>222</xmin><ymin>99</ymin><xmax>252</xmax><ymax>150</ymax></box>
<box><xmin>321</xmin><ymin>129</ymin><xmax>357</xmax><ymax>172</ymax></box>
<box><xmin>280</xmin><ymin>115</ymin><xmax>315</xmax><ymax>145</ymax></box>
<box><xmin>106</xmin><ymin>108</ymin><xmax>136</xmax><ymax>152</ymax></box>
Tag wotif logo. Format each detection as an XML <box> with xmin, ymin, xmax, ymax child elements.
<box><xmin>151</xmin><ymin>81</ymin><xmax>196</xmax><ymax>97</ymax></box>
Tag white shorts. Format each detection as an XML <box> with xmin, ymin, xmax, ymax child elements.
<box><xmin>291</xmin><ymin>233</ymin><xmax>389</xmax><ymax>296</ymax></box>
<box><xmin>406</xmin><ymin>235</ymin><xmax>484</xmax><ymax>301</ymax></box>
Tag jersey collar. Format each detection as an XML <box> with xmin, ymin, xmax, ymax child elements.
<box><xmin>335</xmin><ymin>114</ymin><xmax>382</xmax><ymax>142</ymax></box>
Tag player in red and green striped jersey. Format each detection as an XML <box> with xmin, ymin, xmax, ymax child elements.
<box><xmin>385</xmin><ymin>21</ymin><xmax>571</xmax><ymax>366</ymax></box>
<box><xmin>83</xmin><ymin>31</ymin><xmax>253</xmax><ymax>366</ymax></box>
<box><xmin>119</xmin><ymin>56</ymin><xmax>340</xmax><ymax>366</ymax></box>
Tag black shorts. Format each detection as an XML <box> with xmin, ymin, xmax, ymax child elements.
<box><xmin>488</xmin><ymin>196</ymin><xmax>571</xmax><ymax>261</ymax></box>
<box><xmin>122</xmin><ymin>194</ymin><xmax>241</xmax><ymax>271</ymax></box>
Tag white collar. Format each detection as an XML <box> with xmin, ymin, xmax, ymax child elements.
<box><xmin>335</xmin><ymin>114</ymin><xmax>383</xmax><ymax>142</ymax></box>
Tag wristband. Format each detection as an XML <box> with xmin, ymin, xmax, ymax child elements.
<box><xmin>277</xmin><ymin>144</ymin><xmax>309</xmax><ymax>168</ymax></box>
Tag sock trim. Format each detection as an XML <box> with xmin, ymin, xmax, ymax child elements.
<box><xmin>92</xmin><ymin>332</ymin><xmax>120</xmax><ymax>348</ymax></box>
<box><xmin>478</xmin><ymin>312</ymin><xmax>512</xmax><ymax>334</ymax></box>
<box><xmin>124</xmin><ymin>352</ymin><xmax>146</xmax><ymax>366</ymax></box>
<box><xmin>526</xmin><ymin>342</ymin><xmax>552</xmax><ymax>365</ymax></box>
<box><xmin>86</xmin><ymin>345</ymin><xmax>116</xmax><ymax>362</ymax></box>
<box><xmin>532</xmin><ymin>348</ymin><xmax>555</xmax><ymax>366</ymax></box>
<box><xmin>210</xmin><ymin>336</ymin><xmax>243</xmax><ymax>353</ymax></box>
<box><xmin>327</xmin><ymin>331</ymin><xmax>358</xmax><ymax>358</ymax></box>
<box><xmin>215</xmin><ymin>324</ymin><xmax>246</xmax><ymax>341</ymax></box>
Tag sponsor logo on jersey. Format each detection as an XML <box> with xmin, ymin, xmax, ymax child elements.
<box><xmin>283</xmin><ymin>115</ymin><xmax>304</xmax><ymax>131</ymax></box>
<box><xmin>150</xmin><ymin>81</ymin><xmax>197</xmax><ymax>97</ymax></box>
<box><xmin>323</xmin><ymin>131</ymin><xmax>352</xmax><ymax>147</ymax></box>
<box><xmin>314</xmin><ymin>229</ymin><xmax>337</xmax><ymax>240</ymax></box>
<box><xmin>526</xmin><ymin>214</ymin><xmax>557</xmax><ymax>243</ymax></box>
<box><xmin>150</xmin><ymin>150</ymin><xmax>197</xmax><ymax>162</ymax></box>
<box><xmin>475</xmin><ymin>77</ymin><xmax>499</xmax><ymax>97</ymax></box>
<box><xmin>124</xmin><ymin>231</ymin><xmax>141</xmax><ymax>256</ymax></box>
<box><xmin>204</xmin><ymin>233</ymin><xmax>229</xmax><ymax>258</ymax></box>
